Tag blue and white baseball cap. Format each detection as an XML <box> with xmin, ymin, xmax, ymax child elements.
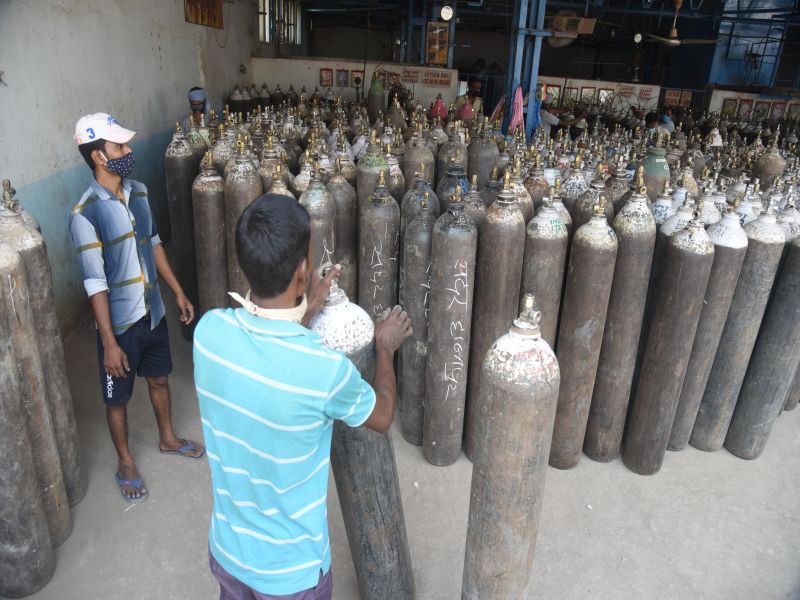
<box><xmin>74</xmin><ymin>113</ymin><xmax>136</xmax><ymax>146</ymax></box>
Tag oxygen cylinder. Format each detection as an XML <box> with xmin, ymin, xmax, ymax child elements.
<box><xmin>510</xmin><ymin>160</ymin><xmax>535</xmax><ymax>223</ymax></box>
<box><xmin>520</xmin><ymin>193</ymin><xmax>569</xmax><ymax>347</ymax></box>
<box><xmin>384</xmin><ymin>143</ymin><xmax>405</xmax><ymax>202</ymax></box>
<box><xmin>725</xmin><ymin>235</ymin><xmax>800</xmax><ymax>459</ymax></box>
<box><xmin>308</xmin><ymin>277</ymin><xmax>414</xmax><ymax>600</ymax></box>
<box><xmin>561</xmin><ymin>155</ymin><xmax>589</xmax><ymax>212</ymax></box>
<box><xmin>356</xmin><ymin>131</ymin><xmax>389</xmax><ymax>213</ymax></box>
<box><xmin>571</xmin><ymin>164</ymin><xmax>614</xmax><ymax>230</ymax></box>
<box><xmin>467</xmin><ymin>128</ymin><xmax>500</xmax><ymax>189</ymax></box>
<box><xmin>784</xmin><ymin>369</ymin><xmax>800</xmax><ymax>411</ymax></box>
<box><xmin>605</xmin><ymin>159</ymin><xmax>631</xmax><ymax>213</ymax></box>
<box><xmin>257</xmin><ymin>136</ymin><xmax>285</xmax><ymax>191</ymax></box>
<box><xmin>0</xmin><ymin>290</ymin><xmax>55</xmax><ymax>598</ymax></box>
<box><xmin>463</xmin><ymin>175</ymin><xmax>487</xmax><ymax>231</ymax></box>
<box><xmin>691</xmin><ymin>205</ymin><xmax>785</xmax><ymax>452</ymax></box>
<box><xmin>652</xmin><ymin>181</ymin><xmax>677</xmax><ymax>227</ymax></box>
<box><xmin>423</xmin><ymin>200</ymin><xmax>479</xmax><ymax>465</ymax></box>
<box><xmin>327</xmin><ymin>158</ymin><xmax>358</xmax><ymax>300</ymax></box>
<box><xmin>437</xmin><ymin>126</ymin><xmax>468</xmax><ymax>186</ymax></box>
<box><xmin>224</xmin><ymin>140</ymin><xmax>264</xmax><ymax>297</ymax></box>
<box><xmin>291</xmin><ymin>153</ymin><xmax>314</xmax><ymax>197</ymax></box>
<box><xmin>550</xmin><ymin>178</ymin><xmax>573</xmax><ymax>237</ymax></box>
<box><xmin>267</xmin><ymin>164</ymin><xmax>296</xmax><ymax>199</ymax></box>
<box><xmin>192</xmin><ymin>152</ymin><xmax>228</xmax><ymax>315</ymax></box>
<box><xmin>185</xmin><ymin>121</ymin><xmax>208</xmax><ymax>169</ymax></box>
<box><xmin>550</xmin><ymin>198</ymin><xmax>618</xmax><ymax>470</ymax></box>
<box><xmin>436</xmin><ymin>156</ymin><xmax>469</xmax><ymax>213</ymax></box>
<box><xmin>211</xmin><ymin>123</ymin><xmax>234</xmax><ymax>175</ymax></box>
<box><xmin>482</xmin><ymin>168</ymin><xmax>500</xmax><ymax>208</ymax></box>
<box><xmin>667</xmin><ymin>209</ymin><xmax>748</xmax><ymax>451</ymax></box>
<box><xmin>623</xmin><ymin>219</ymin><xmax>715</xmax><ymax>475</ymax></box>
<box><xmin>403</xmin><ymin>127</ymin><xmax>435</xmax><ymax>193</ymax></box>
<box><xmin>0</xmin><ymin>243</ymin><xmax>71</xmax><ymax>546</ymax></box>
<box><xmin>400</xmin><ymin>166</ymin><xmax>440</xmax><ymax>245</ymax></box>
<box><xmin>358</xmin><ymin>172</ymin><xmax>400</xmax><ymax>321</ymax></box>
<box><xmin>461</xmin><ymin>295</ymin><xmax>560</xmax><ymax>600</ymax></box>
<box><xmin>299</xmin><ymin>170</ymin><xmax>337</xmax><ymax>271</ymax></box>
<box><xmin>400</xmin><ymin>198</ymin><xmax>437</xmax><ymax>445</ymax></box>
<box><xmin>0</xmin><ymin>181</ymin><xmax>85</xmax><ymax>508</ymax></box>
<box><xmin>522</xmin><ymin>154</ymin><xmax>549</xmax><ymax>212</ymax></box>
<box><xmin>464</xmin><ymin>174</ymin><xmax>526</xmax><ymax>461</ymax></box>
<box><xmin>367</xmin><ymin>76</ymin><xmax>386</xmax><ymax>124</ymax></box>
<box><xmin>584</xmin><ymin>187</ymin><xmax>655</xmax><ymax>462</ymax></box>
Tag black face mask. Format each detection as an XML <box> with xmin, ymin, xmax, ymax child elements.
<box><xmin>468</xmin><ymin>89</ymin><xmax>481</xmax><ymax>98</ymax></box>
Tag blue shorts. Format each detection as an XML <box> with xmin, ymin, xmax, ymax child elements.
<box><xmin>96</xmin><ymin>315</ymin><xmax>172</xmax><ymax>406</ymax></box>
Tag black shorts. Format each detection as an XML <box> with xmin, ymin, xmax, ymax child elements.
<box><xmin>96</xmin><ymin>315</ymin><xmax>172</xmax><ymax>406</ymax></box>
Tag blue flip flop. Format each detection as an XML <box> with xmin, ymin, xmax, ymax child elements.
<box><xmin>160</xmin><ymin>438</ymin><xmax>205</xmax><ymax>460</ymax></box>
<box><xmin>115</xmin><ymin>471</ymin><xmax>148</xmax><ymax>503</ymax></box>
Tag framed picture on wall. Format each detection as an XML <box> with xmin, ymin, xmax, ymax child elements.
<box><xmin>563</xmin><ymin>87</ymin><xmax>578</xmax><ymax>106</ymax></box>
<box><xmin>737</xmin><ymin>99</ymin><xmax>753</xmax><ymax>119</ymax></box>
<box><xmin>547</xmin><ymin>84</ymin><xmax>561</xmax><ymax>105</ymax></box>
<box><xmin>752</xmin><ymin>100</ymin><xmax>770</xmax><ymax>122</ymax></box>
<box><xmin>598</xmin><ymin>88</ymin><xmax>614</xmax><ymax>107</ymax></box>
<box><xmin>335</xmin><ymin>69</ymin><xmax>349</xmax><ymax>88</ymax></box>
<box><xmin>350</xmin><ymin>70</ymin><xmax>365</xmax><ymax>88</ymax></box>
<box><xmin>771</xmin><ymin>101</ymin><xmax>786</xmax><ymax>120</ymax></box>
<box><xmin>580</xmin><ymin>87</ymin><xmax>596</xmax><ymax>102</ymax></box>
<box><xmin>788</xmin><ymin>103</ymin><xmax>800</xmax><ymax>121</ymax></box>
<box><xmin>185</xmin><ymin>0</ymin><xmax>223</xmax><ymax>29</ymax></box>
<box><xmin>721</xmin><ymin>98</ymin><xmax>738</xmax><ymax>118</ymax></box>
<box><xmin>319</xmin><ymin>68</ymin><xmax>333</xmax><ymax>88</ymax></box>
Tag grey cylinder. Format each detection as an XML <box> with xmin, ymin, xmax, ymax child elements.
<box><xmin>725</xmin><ymin>236</ymin><xmax>800</xmax><ymax>459</ymax></box>
<box><xmin>356</xmin><ymin>134</ymin><xmax>389</xmax><ymax>214</ymax></box>
<box><xmin>299</xmin><ymin>174</ymin><xmax>337</xmax><ymax>270</ymax></box>
<box><xmin>358</xmin><ymin>175</ymin><xmax>400</xmax><ymax>321</ymax></box>
<box><xmin>520</xmin><ymin>197</ymin><xmax>569</xmax><ymax>348</ymax></box>
<box><xmin>462</xmin><ymin>298</ymin><xmax>560</xmax><ymax>600</ymax></box>
<box><xmin>668</xmin><ymin>211</ymin><xmax>748</xmax><ymax>451</ymax></box>
<box><xmin>0</xmin><ymin>243</ymin><xmax>71</xmax><ymax>547</ymax></box>
<box><xmin>0</xmin><ymin>183</ymin><xmax>85</xmax><ymax>508</ymax></box>
<box><xmin>224</xmin><ymin>146</ymin><xmax>264</xmax><ymax>298</ymax></box>
<box><xmin>0</xmin><ymin>289</ymin><xmax>56</xmax><ymax>598</ymax></box>
<box><xmin>784</xmin><ymin>368</ymin><xmax>800</xmax><ymax>411</ymax></box>
<box><xmin>464</xmin><ymin>181</ymin><xmax>526</xmax><ymax>461</ymax></box>
<box><xmin>623</xmin><ymin>220</ymin><xmax>714</xmax><ymax>475</ymax></box>
<box><xmin>164</xmin><ymin>127</ymin><xmax>200</xmax><ymax>339</ymax></box>
<box><xmin>550</xmin><ymin>203</ymin><xmax>618</xmax><ymax>470</ymax></box>
<box><xmin>400</xmin><ymin>203</ymin><xmax>436</xmax><ymax>445</ymax></box>
<box><xmin>192</xmin><ymin>153</ymin><xmax>228</xmax><ymax>315</ymax></box>
<box><xmin>584</xmin><ymin>190</ymin><xmax>655</xmax><ymax>463</ymax></box>
<box><xmin>691</xmin><ymin>210</ymin><xmax>785</xmax><ymax>452</ymax></box>
<box><xmin>423</xmin><ymin>202</ymin><xmax>478</xmax><ymax>465</ymax></box>
<box><xmin>327</xmin><ymin>164</ymin><xmax>359</xmax><ymax>300</ymax></box>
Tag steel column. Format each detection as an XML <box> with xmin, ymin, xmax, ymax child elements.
<box><xmin>525</xmin><ymin>0</ymin><xmax>547</xmax><ymax>139</ymax></box>
<box><xmin>503</xmin><ymin>0</ymin><xmax>530</xmax><ymax>131</ymax></box>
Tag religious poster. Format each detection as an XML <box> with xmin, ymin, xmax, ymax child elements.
<box><xmin>721</xmin><ymin>98</ymin><xmax>738</xmax><ymax>119</ymax></box>
<box><xmin>185</xmin><ymin>0</ymin><xmax>223</xmax><ymax>28</ymax></box>
<box><xmin>426</xmin><ymin>22</ymin><xmax>449</xmax><ymax>65</ymax></box>
<box><xmin>547</xmin><ymin>84</ymin><xmax>561</xmax><ymax>105</ymax></box>
<box><xmin>319</xmin><ymin>68</ymin><xmax>333</xmax><ymax>88</ymax></box>
<box><xmin>752</xmin><ymin>100</ymin><xmax>770</xmax><ymax>122</ymax></box>
<box><xmin>737</xmin><ymin>98</ymin><xmax>753</xmax><ymax>119</ymax></box>
<box><xmin>770</xmin><ymin>101</ymin><xmax>786</xmax><ymax>120</ymax></box>
<box><xmin>598</xmin><ymin>88</ymin><xmax>614</xmax><ymax>107</ymax></box>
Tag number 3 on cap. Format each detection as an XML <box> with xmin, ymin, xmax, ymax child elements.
<box><xmin>86</xmin><ymin>127</ymin><xmax>96</xmax><ymax>140</ymax></box>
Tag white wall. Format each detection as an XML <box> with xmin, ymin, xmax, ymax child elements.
<box><xmin>0</xmin><ymin>0</ymin><xmax>258</xmax><ymax>333</ymax></box>
<box><xmin>537</xmin><ymin>76</ymin><xmax>660</xmax><ymax>113</ymax></box>
<box><xmin>708</xmin><ymin>89</ymin><xmax>798</xmax><ymax>118</ymax></box>
<box><xmin>251</xmin><ymin>57</ymin><xmax>459</xmax><ymax>109</ymax></box>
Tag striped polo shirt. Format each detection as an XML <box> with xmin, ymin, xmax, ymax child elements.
<box><xmin>69</xmin><ymin>178</ymin><xmax>165</xmax><ymax>333</ymax></box>
<box><xmin>193</xmin><ymin>308</ymin><xmax>376</xmax><ymax>595</ymax></box>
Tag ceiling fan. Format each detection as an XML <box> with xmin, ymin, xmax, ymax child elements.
<box><xmin>646</xmin><ymin>0</ymin><xmax>717</xmax><ymax>47</ymax></box>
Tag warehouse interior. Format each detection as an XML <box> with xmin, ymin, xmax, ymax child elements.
<box><xmin>1</xmin><ymin>0</ymin><xmax>799</xmax><ymax>598</ymax></box>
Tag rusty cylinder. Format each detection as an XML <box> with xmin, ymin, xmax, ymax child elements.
<box><xmin>462</xmin><ymin>295</ymin><xmax>560</xmax><ymax>600</ymax></box>
<box><xmin>623</xmin><ymin>219</ymin><xmax>714</xmax><ymax>475</ymax></box>
<box><xmin>299</xmin><ymin>170</ymin><xmax>337</xmax><ymax>270</ymax></box>
<box><xmin>0</xmin><ymin>181</ymin><xmax>85</xmax><ymax>508</ymax></box>
<box><xmin>308</xmin><ymin>278</ymin><xmax>414</xmax><ymax>600</ymax></box>
<box><xmin>0</xmin><ymin>243</ymin><xmax>72</xmax><ymax>546</ymax></box>
<box><xmin>164</xmin><ymin>123</ymin><xmax>200</xmax><ymax>339</ymax></box>
<box><xmin>667</xmin><ymin>210</ymin><xmax>748</xmax><ymax>451</ymax></box>
<box><xmin>400</xmin><ymin>197</ymin><xmax>437</xmax><ymax>445</ymax></box>
<box><xmin>327</xmin><ymin>158</ymin><xmax>358</xmax><ymax>300</ymax></box>
<box><xmin>724</xmin><ymin>236</ymin><xmax>800</xmax><ymax>459</ymax></box>
<box><xmin>584</xmin><ymin>187</ymin><xmax>655</xmax><ymax>463</ymax></box>
<box><xmin>0</xmin><ymin>290</ymin><xmax>55</xmax><ymax>598</ymax></box>
<box><xmin>464</xmin><ymin>174</ymin><xmax>526</xmax><ymax>461</ymax></box>
<box><xmin>550</xmin><ymin>198</ymin><xmax>618</xmax><ymax>470</ymax></box>
<box><xmin>358</xmin><ymin>172</ymin><xmax>400</xmax><ymax>321</ymax></box>
<box><xmin>224</xmin><ymin>141</ymin><xmax>263</xmax><ymax>298</ymax></box>
<box><xmin>192</xmin><ymin>152</ymin><xmax>228</xmax><ymax>315</ymax></box>
<box><xmin>520</xmin><ymin>192</ymin><xmax>569</xmax><ymax>348</ymax></box>
<box><xmin>423</xmin><ymin>199</ymin><xmax>478</xmax><ymax>465</ymax></box>
<box><xmin>690</xmin><ymin>206</ymin><xmax>785</xmax><ymax>452</ymax></box>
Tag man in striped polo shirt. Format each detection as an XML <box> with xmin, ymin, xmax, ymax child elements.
<box><xmin>70</xmin><ymin>113</ymin><xmax>204</xmax><ymax>503</ymax></box>
<box><xmin>194</xmin><ymin>195</ymin><xmax>411</xmax><ymax>599</ymax></box>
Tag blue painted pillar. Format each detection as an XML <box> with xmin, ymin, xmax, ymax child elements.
<box><xmin>525</xmin><ymin>0</ymin><xmax>547</xmax><ymax>139</ymax></box>
<box><xmin>503</xmin><ymin>0</ymin><xmax>530</xmax><ymax>130</ymax></box>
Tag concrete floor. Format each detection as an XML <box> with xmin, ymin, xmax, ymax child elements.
<box><xmin>17</xmin><ymin>302</ymin><xmax>800</xmax><ymax>600</ymax></box>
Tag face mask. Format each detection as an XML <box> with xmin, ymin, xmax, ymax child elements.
<box><xmin>104</xmin><ymin>152</ymin><xmax>136</xmax><ymax>179</ymax></box>
<box><xmin>663</xmin><ymin>115</ymin><xmax>671</xmax><ymax>123</ymax></box>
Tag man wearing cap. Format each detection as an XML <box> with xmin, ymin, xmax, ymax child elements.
<box><xmin>182</xmin><ymin>87</ymin><xmax>212</xmax><ymax>134</ymax></box>
<box><xmin>70</xmin><ymin>113</ymin><xmax>204</xmax><ymax>503</ymax></box>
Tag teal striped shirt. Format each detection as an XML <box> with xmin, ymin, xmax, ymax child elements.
<box><xmin>193</xmin><ymin>308</ymin><xmax>376</xmax><ymax>595</ymax></box>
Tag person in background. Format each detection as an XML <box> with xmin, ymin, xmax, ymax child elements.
<box><xmin>645</xmin><ymin>112</ymin><xmax>660</xmax><ymax>136</ymax></box>
<box><xmin>194</xmin><ymin>194</ymin><xmax>412</xmax><ymax>600</ymax></box>
<box><xmin>181</xmin><ymin>87</ymin><xmax>212</xmax><ymax>133</ymax></box>
<box><xmin>558</xmin><ymin>107</ymin><xmax>588</xmax><ymax>141</ymax></box>
<box><xmin>539</xmin><ymin>93</ymin><xmax>570</xmax><ymax>138</ymax></box>
<box><xmin>70</xmin><ymin>113</ymin><xmax>203</xmax><ymax>504</ymax></box>
<box><xmin>661</xmin><ymin>106</ymin><xmax>676</xmax><ymax>134</ymax></box>
<box><xmin>454</xmin><ymin>76</ymin><xmax>484</xmax><ymax>120</ymax></box>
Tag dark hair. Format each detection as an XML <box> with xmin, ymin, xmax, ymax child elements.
<box><xmin>468</xmin><ymin>76</ymin><xmax>482</xmax><ymax>86</ymax></box>
<box><xmin>236</xmin><ymin>194</ymin><xmax>310</xmax><ymax>298</ymax></box>
<box><xmin>78</xmin><ymin>139</ymin><xmax>108</xmax><ymax>171</ymax></box>
<box><xmin>645</xmin><ymin>112</ymin><xmax>658</xmax><ymax>126</ymax></box>
<box><xmin>189</xmin><ymin>86</ymin><xmax>203</xmax><ymax>92</ymax></box>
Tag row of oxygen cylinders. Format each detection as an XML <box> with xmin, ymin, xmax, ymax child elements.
<box><xmin>0</xmin><ymin>180</ymin><xmax>87</xmax><ymax>598</ymax></box>
<box><xmin>165</xmin><ymin>121</ymin><xmax>800</xmax><ymax>599</ymax></box>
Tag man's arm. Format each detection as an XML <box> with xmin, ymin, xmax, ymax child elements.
<box><xmin>153</xmin><ymin>244</ymin><xmax>194</xmax><ymax>325</ymax></box>
<box><xmin>91</xmin><ymin>291</ymin><xmax>130</xmax><ymax>378</ymax></box>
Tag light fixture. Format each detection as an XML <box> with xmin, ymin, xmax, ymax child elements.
<box><xmin>634</xmin><ymin>32</ymin><xmax>642</xmax><ymax>44</ymax></box>
<box><xmin>440</xmin><ymin>4</ymin><xmax>454</xmax><ymax>21</ymax></box>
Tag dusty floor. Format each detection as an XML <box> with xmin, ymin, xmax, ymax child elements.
<box><xmin>16</xmin><ymin>302</ymin><xmax>800</xmax><ymax>600</ymax></box>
